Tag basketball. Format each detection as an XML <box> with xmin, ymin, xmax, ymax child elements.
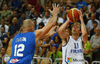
<box><xmin>68</xmin><ymin>8</ymin><xmax>80</xmax><ymax>22</ymax></box>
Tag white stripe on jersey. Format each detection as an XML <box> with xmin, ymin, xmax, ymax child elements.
<box><xmin>62</xmin><ymin>36</ymin><xmax>85</xmax><ymax>64</ymax></box>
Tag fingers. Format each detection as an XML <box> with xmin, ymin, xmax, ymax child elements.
<box><xmin>48</xmin><ymin>9</ymin><xmax>51</xmax><ymax>13</ymax></box>
<box><xmin>52</xmin><ymin>4</ymin><xmax>55</xmax><ymax>9</ymax></box>
<box><xmin>52</xmin><ymin>3</ymin><xmax>59</xmax><ymax>9</ymax></box>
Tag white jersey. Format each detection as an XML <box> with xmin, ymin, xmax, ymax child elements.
<box><xmin>62</xmin><ymin>36</ymin><xmax>85</xmax><ymax>64</ymax></box>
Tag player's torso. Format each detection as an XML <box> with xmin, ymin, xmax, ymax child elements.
<box><xmin>8</xmin><ymin>32</ymin><xmax>35</xmax><ymax>64</ymax></box>
<box><xmin>62</xmin><ymin>36</ymin><xmax>85</xmax><ymax>64</ymax></box>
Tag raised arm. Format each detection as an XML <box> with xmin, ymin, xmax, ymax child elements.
<box><xmin>35</xmin><ymin>4</ymin><xmax>59</xmax><ymax>43</ymax></box>
<box><xmin>79</xmin><ymin>11</ymin><xmax>87</xmax><ymax>46</ymax></box>
<box><xmin>58</xmin><ymin>16</ymin><xmax>71</xmax><ymax>40</ymax></box>
<box><xmin>35</xmin><ymin>4</ymin><xmax>58</xmax><ymax>37</ymax></box>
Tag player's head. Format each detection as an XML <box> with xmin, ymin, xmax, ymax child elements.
<box><xmin>22</xmin><ymin>19</ymin><xmax>34</xmax><ymax>32</ymax></box>
<box><xmin>71</xmin><ymin>22</ymin><xmax>81</xmax><ymax>35</ymax></box>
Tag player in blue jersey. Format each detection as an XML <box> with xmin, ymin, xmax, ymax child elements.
<box><xmin>7</xmin><ymin>4</ymin><xmax>59</xmax><ymax>64</ymax></box>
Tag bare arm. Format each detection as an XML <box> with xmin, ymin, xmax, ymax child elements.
<box><xmin>58</xmin><ymin>19</ymin><xmax>70</xmax><ymax>40</ymax></box>
<box><xmin>83</xmin><ymin>49</ymin><xmax>89</xmax><ymax>54</ymax></box>
<box><xmin>35</xmin><ymin>4</ymin><xmax>59</xmax><ymax>43</ymax></box>
<box><xmin>91</xmin><ymin>45</ymin><xmax>100</xmax><ymax>52</ymax></box>
<box><xmin>39</xmin><ymin>44</ymin><xmax>50</xmax><ymax>48</ymax></box>
<box><xmin>1</xmin><ymin>38</ymin><xmax>8</xmax><ymax>44</ymax></box>
<box><xmin>79</xmin><ymin>11</ymin><xmax>87</xmax><ymax>47</ymax></box>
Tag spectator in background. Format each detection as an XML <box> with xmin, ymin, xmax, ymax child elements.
<box><xmin>49</xmin><ymin>44</ymin><xmax>62</xmax><ymax>63</ymax></box>
<box><xmin>32</xmin><ymin>19</ymin><xmax>38</xmax><ymax>30</ymax></box>
<box><xmin>59</xmin><ymin>0</ymin><xmax>65</xmax><ymax>11</ymax></box>
<box><xmin>90</xmin><ymin>27</ymin><xmax>100</xmax><ymax>61</ymax></box>
<box><xmin>66</xmin><ymin>0</ymin><xmax>73</xmax><ymax>8</ymax></box>
<box><xmin>76</xmin><ymin>0</ymin><xmax>87</xmax><ymax>10</ymax></box>
<box><xmin>0</xmin><ymin>27</ymin><xmax>8</xmax><ymax>47</ymax></box>
<box><xmin>58</xmin><ymin>6</ymin><xmax>64</xmax><ymax>17</ymax></box>
<box><xmin>10</xmin><ymin>0</ymin><xmax>22</xmax><ymax>10</ymax></box>
<box><xmin>96</xmin><ymin>0</ymin><xmax>100</xmax><ymax>9</ymax></box>
<box><xmin>22</xmin><ymin>1</ymin><xmax>28</xmax><ymax>12</ymax></box>
<box><xmin>51</xmin><ymin>36</ymin><xmax>62</xmax><ymax>51</ymax></box>
<box><xmin>33</xmin><ymin>11</ymin><xmax>42</xmax><ymax>25</ymax></box>
<box><xmin>42</xmin><ymin>6</ymin><xmax>51</xmax><ymax>17</ymax></box>
<box><xmin>42</xmin><ymin>11</ymin><xmax>51</xmax><ymax>25</ymax></box>
<box><xmin>83</xmin><ymin>41</ymin><xmax>91</xmax><ymax>62</ymax></box>
<box><xmin>7</xmin><ymin>17</ymin><xmax>20</xmax><ymax>39</ymax></box>
<box><xmin>11</xmin><ymin>10</ymin><xmax>20</xmax><ymax>21</ymax></box>
<box><xmin>38</xmin><ymin>22</ymin><xmax>44</xmax><ymax>29</ymax></box>
<box><xmin>88</xmin><ymin>5</ymin><xmax>100</xmax><ymax>20</ymax></box>
<box><xmin>27</xmin><ymin>0</ymin><xmax>37</xmax><ymax>6</ymax></box>
<box><xmin>29</xmin><ymin>8</ymin><xmax>35</xmax><ymax>19</ymax></box>
<box><xmin>46</xmin><ymin>0</ymin><xmax>53</xmax><ymax>10</ymax></box>
<box><xmin>26</xmin><ymin>4</ymin><xmax>32</xmax><ymax>18</ymax></box>
<box><xmin>18</xmin><ymin>12</ymin><xmax>28</xmax><ymax>26</ymax></box>
<box><xmin>0</xmin><ymin>19</ymin><xmax>9</xmax><ymax>33</ymax></box>
<box><xmin>39</xmin><ymin>36</ymin><xmax>51</xmax><ymax>57</ymax></box>
<box><xmin>80</xmin><ymin>8</ymin><xmax>88</xmax><ymax>25</ymax></box>
<box><xmin>87</xmin><ymin>14</ymin><xmax>100</xmax><ymax>31</ymax></box>
<box><xmin>0</xmin><ymin>47</ymin><xmax>10</xmax><ymax>64</ymax></box>
<box><xmin>35</xmin><ymin>0</ymin><xmax>44</xmax><ymax>14</ymax></box>
<box><xmin>88</xmin><ymin>2</ymin><xmax>94</xmax><ymax>13</ymax></box>
<box><xmin>0</xmin><ymin>4</ymin><xmax>12</xmax><ymax>20</ymax></box>
<box><xmin>90</xmin><ymin>21</ymin><xmax>98</xmax><ymax>38</ymax></box>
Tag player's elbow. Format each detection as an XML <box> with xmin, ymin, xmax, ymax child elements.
<box><xmin>82</xmin><ymin>32</ymin><xmax>87</xmax><ymax>37</ymax></box>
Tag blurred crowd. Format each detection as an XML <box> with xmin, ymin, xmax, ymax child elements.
<box><xmin>0</xmin><ymin>0</ymin><xmax>100</xmax><ymax>64</ymax></box>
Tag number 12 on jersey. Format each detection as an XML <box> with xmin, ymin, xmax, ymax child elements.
<box><xmin>14</xmin><ymin>44</ymin><xmax>25</xmax><ymax>57</ymax></box>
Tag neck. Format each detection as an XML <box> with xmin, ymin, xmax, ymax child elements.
<box><xmin>2</xmin><ymin>24</ymin><xmax>5</xmax><ymax>26</ymax></box>
<box><xmin>96</xmin><ymin>34</ymin><xmax>99</xmax><ymax>37</ymax></box>
<box><xmin>72</xmin><ymin>34</ymin><xmax>79</xmax><ymax>40</ymax></box>
<box><xmin>23</xmin><ymin>30</ymin><xmax>29</xmax><ymax>33</ymax></box>
<box><xmin>92</xmin><ymin>19</ymin><xmax>95</xmax><ymax>21</ymax></box>
<box><xmin>2</xmin><ymin>54</ymin><xmax>5</xmax><ymax>56</ymax></box>
<box><xmin>1</xmin><ymin>32</ymin><xmax>4</xmax><ymax>34</ymax></box>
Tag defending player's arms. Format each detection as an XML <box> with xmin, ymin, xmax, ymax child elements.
<box><xmin>35</xmin><ymin>4</ymin><xmax>59</xmax><ymax>44</ymax></box>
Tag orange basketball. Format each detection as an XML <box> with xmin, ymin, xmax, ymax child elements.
<box><xmin>68</xmin><ymin>8</ymin><xmax>80</xmax><ymax>22</ymax></box>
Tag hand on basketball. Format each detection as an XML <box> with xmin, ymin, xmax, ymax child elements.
<box><xmin>49</xmin><ymin>3</ymin><xmax>59</xmax><ymax>16</ymax></box>
<box><xmin>67</xmin><ymin>15</ymin><xmax>74</xmax><ymax>23</ymax></box>
<box><xmin>78</xmin><ymin>11</ymin><xmax>83</xmax><ymax>20</ymax></box>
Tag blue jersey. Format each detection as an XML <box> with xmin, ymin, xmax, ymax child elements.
<box><xmin>7</xmin><ymin>32</ymin><xmax>36</xmax><ymax>64</ymax></box>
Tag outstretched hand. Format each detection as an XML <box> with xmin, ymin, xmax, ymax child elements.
<box><xmin>49</xmin><ymin>3</ymin><xmax>59</xmax><ymax>16</ymax></box>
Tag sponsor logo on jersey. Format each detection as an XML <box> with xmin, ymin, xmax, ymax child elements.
<box><xmin>16</xmin><ymin>37</ymin><xmax>26</xmax><ymax>42</ymax></box>
<box><xmin>71</xmin><ymin>49</ymin><xmax>83</xmax><ymax>53</ymax></box>
<box><xmin>10</xmin><ymin>59</ymin><xmax>20</xmax><ymax>63</ymax></box>
<box><xmin>67</xmin><ymin>57</ymin><xmax>72</xmax><ymax>62</ymax></box>
<box><xmin>67</xmin><ymin>57</ymin><xmax>84</xmax><ymax>62</ymax></box>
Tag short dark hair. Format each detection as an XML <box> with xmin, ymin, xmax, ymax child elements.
<box><xmin>1</xmin><ymin>26</ymin><xmax>5</xmax><ymax>30</ymax></box>
<box><xmin>39</xmin><ymin>22</ymin><xmax>44</xmax><ymax>27</ymax></box>
<box><xmin>1</xmin><ymin>47</ymin><xmax>6</xmax><ymax>51</ymax></box>
<box><xmin>66</xmin><ymin>5</ymin><xmax>71</xmax><ymax>9</ymax></box>
<box><xmin>45</xmin><ymin>11</ymin><xmax>50</xmax><ymax>14</ymax></box>
<box><xmin>91</xmin><ymin>5</ymin><xmax>97</xmax><ymax>9</ymax></box>
<box><xmin>93</xmin><ymin>21</ymin><xmax>98</xmax><ymax>24</ymax></box>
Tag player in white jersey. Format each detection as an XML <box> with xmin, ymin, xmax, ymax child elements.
<box><xmin>58</xmin><ymin>11</ymin><xmax>87</xmax><ymax>64</ymax></box>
